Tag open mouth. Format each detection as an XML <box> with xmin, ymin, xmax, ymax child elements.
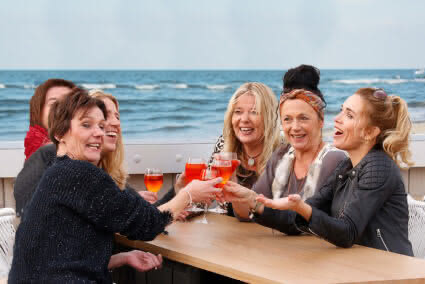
<box><xmin>106</xmin><ymin>131</ymin><xmax>117</xmax><ymax>138</ymax></box>
<box><xmin>87</xmin><ymin>143</ymin><xmax>101</xmax><ymax>150</ymax></box>
<box><xmin>240</xmin><ymin>127</ymin><xmax>254</xmax><ymax>135</ymax></box>
<box><xmin>291</xmin><ymin>134</ymin><xmax>306</xmax><ymax>139</ymax></box>
<box><xmin>334</xmin><ymin>127</ymin><xmax>344</xmax><ymax>136</ymax></box>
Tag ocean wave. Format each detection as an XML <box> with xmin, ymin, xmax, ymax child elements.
<box><xmin>331</xmin><ymin>78</ymin><xmax>409</xmax><ymax>85</ymax></box>
<box><xmin>152</xmin><ymin>125</ymin><xmax>197</xmax><ymax>132</ymax></box>
<box><xmin>414</xmin><ymin>78</ymin><xmax>425</xmax><ymax>83</ymax></box>
<box><xmin>24</xmin><ymin>84</ymin><xmax>36</xmax><ymax>89</ymax></box>
<box><xmin>0</xmin><ymin>84</ymin><xmax>5</xmax><ymax>89</ymax></box>
<box><xmin>81</xmin><ymin>83</ymin><xmax>116</xmax><ymax>89</ymax></box>
<box><xmin>135</xmin><ymin>84</ymin><xmax>160</xmax><ymax>90</ymax></box>
<box><xmin>206</xmin><ymin>84</ymin><xmax>231</xmax><ymax>90</ymax></box>
<box><xmin>171</xmin><ymin>83</ymin><xmax>188</xmax><ymax>89</ymax></box>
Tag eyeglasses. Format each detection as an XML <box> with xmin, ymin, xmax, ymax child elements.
<box><xmin>373</xmin><ymin>88</ymin><xmax>388</xmax><ymax>100</ymax></box>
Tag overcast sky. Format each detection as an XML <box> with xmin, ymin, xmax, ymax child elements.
<box><xmin>1</xmin><ymin>0</ymin><xmax>424</xmax><ymax>69</ymax></box>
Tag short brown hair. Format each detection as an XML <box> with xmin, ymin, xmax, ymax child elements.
<box><xmin>48</xmin><ymin>87</ymin><xmax>107</xmax><ymax>147</ymax></box>
<box><xmin>29</xmin><ymin>79</ymin><xmax>76</xmax><ymax>127</ymax></box>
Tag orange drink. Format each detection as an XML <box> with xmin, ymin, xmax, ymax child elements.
<box><xmin>231</xmin><ymin>159</ymin><xmax>239</xmax><ymax>173</ymax></box>
<box><xmin>211</xmin><ymin>159</ymin><xmax>232</xmax><ymax>188</ymax></box>
<box><xmin>185</xmin><ymin>158</ymin><xmax>207</xmax><ymax>184</ymax></box>
<box><xmin>144</xmin><ymin>174</ymin><xmax>163</xmax><ymax>192</ymax></box>
<box><xmin>144</xmin><ymin>168</ymin><xmax>163</xmax><ymax>192</ymax></box>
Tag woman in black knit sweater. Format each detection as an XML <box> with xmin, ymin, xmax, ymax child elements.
<box><xmin>9</xmin><ymin>89</ymin><xmax>222</xmax><ymax>283</ymax></box>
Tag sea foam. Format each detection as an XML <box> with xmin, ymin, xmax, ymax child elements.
<box><xmin>81</xmin><ymin>83</ymin><xmax>116</xmax><ymax>89</ymax></box>
<box><xmin>135</xmin><ymin>84</ymin><xmax>160</xmax><ymax>90</ymax></box>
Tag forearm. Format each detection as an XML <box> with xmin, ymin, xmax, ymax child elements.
<box><xmin>108</xmin><ymin>253</ymin><xmax>127</xmax><ymax>269</ymax></box>
<box><xmin>158</xmin><ymin>190</ymin><xmax>190</xmax><ymax>219</ymax></box>
<box><xmin>296</xmin><ymin>207</ymin><xmax>357</xmax><ymax>248</ymax></box>
<box><xmin>294</xmin><ymin>201</ymin><xmax>312</xmax><ymax>221</ymax></box>
<box><xmin>154</xmin><ymin>187</ymin><xmax>176</xmax><ymax>207</ymax></box>
<box><xmin>254</xmin><ymin>207</ymin><xmax>301</xmax><ymax>235</ymax></box>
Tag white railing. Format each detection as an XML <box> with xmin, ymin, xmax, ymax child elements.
<box><xmin>1</xmin><ymin>136</ymin><xmax>425</xmax><ymax>209</ymax></box>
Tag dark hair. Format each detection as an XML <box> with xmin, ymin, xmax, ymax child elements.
<box><xmin>48</xmin><ymin>87</ymin><xmax>107</xmax><ymax>147</ymax></box>
<box><xmin>283</xmin><ymin>64</ymin><xmax>326</xmax><ymax>104</ymax></box>
<box><xmin>29</xmin><ymin>79</ymin><xmax>76</xmax><ymax>127</ymax></box>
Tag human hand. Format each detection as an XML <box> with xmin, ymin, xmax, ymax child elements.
<box><xmin>175</xmin><ymin>172</ymin><xmax>186</xmax><ymax>192</ymax></box>
<box><xmin>175</xmin><ymin>210</ymin><xmax>190</xmax><ymax>221</ymax></box>
<box><xmin>256</xmin><ymin>194</ymin><xmax>302</xmax><ymax>211</ymax></box>
<box><xmin>124</xmin><ymin>250</ymin><xmax>163</xmax><ymax>272</ymax></box>
<box><xmin>138</xmin><ymin>191</ymin><xmax>158</xmax><ymax>204</ymax></box>
<box><xmin>222</xmin><ymin>181</ymin><xmax>254</xmax><ymax>204</ymax></box>
<box><xmin>184</xmin><ymin>178</ymin><xmax>222</xmax><ymax>204</ymax></box>
<box><xmin>108</xmin><ymin>250</ymin><xmax>162</xmax><ymax>272</ymax></box>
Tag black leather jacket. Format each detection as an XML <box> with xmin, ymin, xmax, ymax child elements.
<box><xmin>254</xmin><ymin>148</ymin><xmax>413</xmax><ymax>256</ymax></box>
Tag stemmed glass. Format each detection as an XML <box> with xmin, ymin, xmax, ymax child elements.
<box><xmin>200</xmin><ymin>167</ymin><xmax>220</xmax><ymax>223</ymax></box>
<box><xmin>144</xmin><ymin>168</ymin><xmax>163</xmax><ymax>193</ymax></box>
<box><xmin>185</xmin><ymin>157</ymin><xmax>207</xmax><ymax>184</ymax></box>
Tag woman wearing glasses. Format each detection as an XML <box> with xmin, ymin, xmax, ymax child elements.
<box><xmin>225</xmin><ymin>65</ymin><xmax>346</xmax><ymax>220</ymax></box>
<box><xmin>225</xmin><ymin>87</ymin><xmax>413</xmax><ymax>256</ymax></box>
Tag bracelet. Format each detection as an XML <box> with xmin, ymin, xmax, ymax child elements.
<box><xmin>182</xmin><ymin>189</ymin><xmax>193</xmax><ymax>207</ymax></box>
<box><xmin>249</xmin><ymin>194</ymin><xmax>260</xmax><ymax>219</ymax></box>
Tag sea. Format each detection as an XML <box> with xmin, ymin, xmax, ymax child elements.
<box><xmin>0</xmin><ymin>69</ymin><xmax>424</xmax><ymax>142</ymax></box>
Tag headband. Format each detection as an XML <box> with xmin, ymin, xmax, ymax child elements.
<box><xmin>279</xmin><ymin>89</ymin><xmax>325</xmax><ymax>120</ymax></box>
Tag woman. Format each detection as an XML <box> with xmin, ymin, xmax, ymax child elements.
<box><xmin>227</xmin><ymin>88</ymin><xmax>414</xmax><ymax>256</ymax></box>
<box><xmin>212</xmin><ymin>82</ymin><xmax>282</xmax><ymax>188</ymax></box>
<box><xmin>226</xmin><ymin>66</ymin><xmax>346</xmax><ymax>219</ymax></box>
<box><xmin>9</xmin><ymin>90</ymin><xmax>222</xmax><ymax>282</ymax></box>
<box><xmin>24</xmin><ymin>78</ymin><xmax>75</xmax><ymax>160</ymax></box>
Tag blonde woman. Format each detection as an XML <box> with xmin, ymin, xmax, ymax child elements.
<box><xmin>226</xmin><ymin>87</ymin><xmax>413</xmax><ymax>256</ymax></box>
<box><xmin>212</xmin><ymin>82</ymin><xmax>282</xmax><ymax>188</ymax></box>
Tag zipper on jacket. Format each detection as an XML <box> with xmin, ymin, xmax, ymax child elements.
<box><xmin>376</xmin><ymin>229</ymin><xmax>389</xmax><ymax>252</ymax></box>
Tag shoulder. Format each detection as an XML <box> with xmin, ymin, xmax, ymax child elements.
<box><xmin>357</xmin><ymin>149</ymin><xmax>397</xmax><ymax>189</ymax></box>
<box><xmin>45</xmin><ymin>156</ymin><xmax>113</xmax><ymax>187</ymax></box>
<box><xmin>214</xmin><ymin>135</ymin><xmax>224</xmax><ymax>152</ymax></box>
<box><xmin>321</xmin><ymin>145</ymin><xmax>348</xmax><ymax>168</ymax></box>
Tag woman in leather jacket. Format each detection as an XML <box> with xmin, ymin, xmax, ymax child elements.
<box><xmin>223</xmin><ymin>87</ymin><xmax>413</xmax><ymax>256</ymax></box>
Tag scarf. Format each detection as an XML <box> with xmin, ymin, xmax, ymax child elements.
<box><xmin>271</xmin><ymin>143</ymin><xmax>337</xmax><ymax>201</ymax></box>
<box><xmin>24</xmin><ymin>125</ymin><xmax>51</xmax><ymax>160</ymax></box>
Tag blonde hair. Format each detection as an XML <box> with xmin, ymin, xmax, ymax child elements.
<box><xmin>223</xmin><ymin>82</ymin><xmax>281</xmax><ymax>175</ymax></box>
<box><xmin>356</xmin><ymin>88</ymin><xmax>413</xmax><ymax>167</ymax></box>
<box><xmin>89</xmin><ymin>89</ymin><xmax>128</xmax><ymax>189</ymax></box>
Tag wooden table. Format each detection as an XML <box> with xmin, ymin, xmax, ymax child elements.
<box><xmin>115</xmin><ymin>213</ymin><xmax>425</xmax><ymax>283</ymax></box>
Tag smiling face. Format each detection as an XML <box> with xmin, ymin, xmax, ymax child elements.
<box><xmin>41</xmin><ymin>86</ymin><xmax>72</xmax><ymax>129</ymax></box>
<box><xmin>231</xmin><ymin>93</ymin><xmax>265</xmax><ymax>147</ymax></box>
<box><xmin>280</xmin><ymin>99</ymin><xmax>323</xmax><ymax>152</ymax></box>
<box><xmin>102</xmin><ymin>98</ymin><xmax>121</xmax><ymax>153</ymax></box>
<box><xmin>333</xmin><ymin>94</ymin><xmax>370</xmax><ymax>152</ymax></box>
<box><xmin>60</xmin><ymin>106</ymin><xmax>105</xmax><ymax>165</ymax></box>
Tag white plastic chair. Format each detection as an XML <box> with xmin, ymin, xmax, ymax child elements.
<box><xmin>407</xmin><ymin>195</ymin><xmax>425</xmax><ymax>258</ymax></box>
<box><xmin>0</xmin><ymin>208</ymin><xmax>15</xmax><ymax>277</ymax></box>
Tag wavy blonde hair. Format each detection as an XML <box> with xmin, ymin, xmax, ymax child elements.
<box><xmin>89</xmin><ymin>90</ymin><xmax>128</xmax><ymax>189</ymax></box>
<box><xmin>223</xmin><ymin>82</ymin><xmax>281</xmax><ymax>175</ymax></box>
<box><xmin>356</xmin><ymin>87</ymin><xmax>413</xmax><ymax>167</ymax></box>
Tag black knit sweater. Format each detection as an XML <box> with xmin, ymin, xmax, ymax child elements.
<box><xmin>9</xmin><ymin>155</ymin><xmax>172</xmax><ymax>283</ymax></box>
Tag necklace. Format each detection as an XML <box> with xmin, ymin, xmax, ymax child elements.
<box><xmin>246</xmin><ymin>151</ymin><xmax>261</xmax><ymax>167</ymax></box>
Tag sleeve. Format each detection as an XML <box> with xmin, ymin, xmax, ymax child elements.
<box><xmin>208</xmin><ymin>135</ymin><xmax>224</xmax><ymax>165</ymax></box>
<box><xmin>14</xmin><ymin>144</ymin><xmax>56</xmax><ymax>216</ymax></box>
<box><xmin>53</xmin><ymin>162</ymin><xmax>172</xmax><ymax>241</ymax></box>
<box><xmin>297</xmin><ymin>155</ymin><xmax>396</xmax><ymax>248</ymax></box>
<box><xmin>251</xmin><ymin>148</ymin><xmax>283</xmax><ymax>198</ymax></box>
<box><xmin>154</xmin><ymin>187</ymin><xmax>176</xmax><ymax>206</ymax></box>
<box><xmin>253</xmin><ymin>208</ymin><xmax>301</xmax><ymax>235</ymax></box>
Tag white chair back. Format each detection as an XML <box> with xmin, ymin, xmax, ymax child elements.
<box><xmin>407</xmin><ymin>195</ymin><xmax>425</xmax><ymax>258</ymax></box>
<box><xmin>0</xmin><ymin>208</ymin><xmax>15</xmax><ymax>277</ymax></box>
